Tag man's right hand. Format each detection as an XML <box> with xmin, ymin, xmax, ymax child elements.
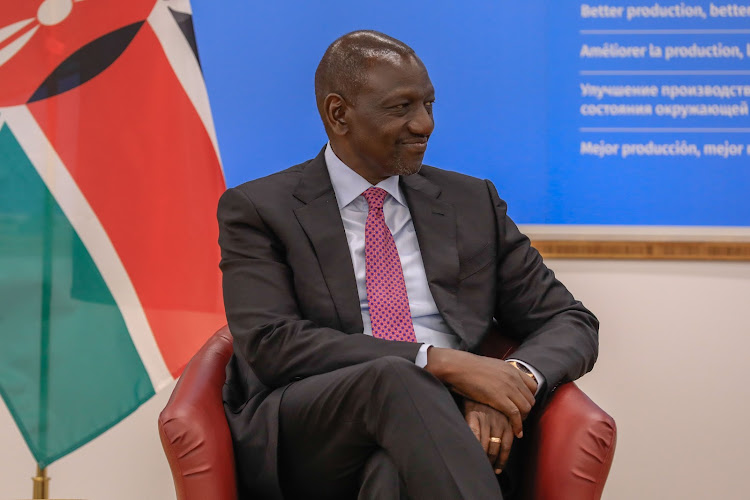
<box><xmin>425</xmin><ymin>347</ymin><xmax>537</xmax><ymax>437</ymax></box>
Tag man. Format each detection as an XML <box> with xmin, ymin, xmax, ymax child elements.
<box><xmin>218</xmin><ymin>30</ymin><xmax>598</xmax><ymax>499</ymax></box>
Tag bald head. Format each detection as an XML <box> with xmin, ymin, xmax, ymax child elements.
<box><xmin>314</xmin><ymin>30</ymin><xmax>418</xmax><ymax>121</ymax></box>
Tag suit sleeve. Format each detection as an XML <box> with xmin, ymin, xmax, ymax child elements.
<box><xmin>218</xmin><ymin>187</ymin><xmax>422</xmax><ymax>389</ymax></box>
<box><xmin>485</xmin><ymin>180</ymin><xmax>599</xmax><ymax>393</ymax></box>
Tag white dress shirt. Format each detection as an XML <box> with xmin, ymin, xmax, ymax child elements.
<box><xmin>324</xmin><ymin>144</ymin><xmax>544</xmax><ymax>389</ymax></box>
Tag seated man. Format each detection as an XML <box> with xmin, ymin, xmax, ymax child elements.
<box><xmin>218</xmin><ymin>30</ymin><xmax>598</xmax><ymax>500</ymax></box>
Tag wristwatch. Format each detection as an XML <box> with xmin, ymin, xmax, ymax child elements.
<box><xmin>507</xmin><ymin>360</ymin><xmax>537</xmax><ymax>383</ymax></box>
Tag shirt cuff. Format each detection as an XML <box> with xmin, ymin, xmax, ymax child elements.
<box><xmin>507</xmin><ymin>358</ymin><xmax>545</xmax><ymax>396</ymax></box>
<box><xmin>415</xmin><ymin>343</ymin><xmax>432</xmax><ymax>368</ymax></box>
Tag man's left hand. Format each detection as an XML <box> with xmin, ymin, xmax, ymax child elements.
<box><xmin>463</xmin><ymin>399</ymin><xmax>515</xmax><ymax>475</ymax></box>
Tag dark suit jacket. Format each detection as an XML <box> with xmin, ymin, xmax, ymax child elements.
<box><xmin>217</xmin><ymin>148</ymin><xmax>599</xmax><ymax>498</ymax></box>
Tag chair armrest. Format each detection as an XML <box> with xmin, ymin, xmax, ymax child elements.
<box><xmin>158</xmin><ymin>327</ymin><xmax>237</xmax><ymax>500</ymax></box>
<box><xmin>478</xmin><ymin>330</ymin><xmax>616</xmax><ymax>499</ymax></box>
<box><xmin>525</xmin><ymin>382</ymin><xmax>617</xmax><ymax>500</ymax></box>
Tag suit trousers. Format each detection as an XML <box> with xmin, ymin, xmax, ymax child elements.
<box><xmin>277</xmin><ymin>356</ymin><xmax>504</xmax><ymax>499</ymax></box>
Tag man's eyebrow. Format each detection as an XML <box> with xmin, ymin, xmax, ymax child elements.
<box><xmin>380</xmin><ymin>87</ymin><xmax>435</xmax><ymax>102</ymax></box>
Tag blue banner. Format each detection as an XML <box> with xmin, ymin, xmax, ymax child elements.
<box><xmin>193</xmin><ymin>1</ymin><xmax>750</xmax><ymax>226</ymax></box>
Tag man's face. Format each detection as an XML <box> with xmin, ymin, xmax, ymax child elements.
<box><xmin>343</xmin><ymin>54</ymin><xmax>435</xmax><ymax>183</ymax></box>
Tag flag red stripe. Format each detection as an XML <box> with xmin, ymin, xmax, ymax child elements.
<box><xmin>29</xmin><ymin>23</ymin><xmax>226</xmax><ymax>376</ymax></box>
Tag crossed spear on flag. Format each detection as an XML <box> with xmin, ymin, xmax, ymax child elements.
<box><xmin>0</xmin><ymin>0</ymin><xmax>86</xmax><ymax>68</ymax></box>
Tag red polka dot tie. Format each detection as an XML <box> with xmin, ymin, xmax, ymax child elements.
<box><xmin>362</xmin><ymin>187</ymin><xmax>417</xmax><ymax>342</ymax></box>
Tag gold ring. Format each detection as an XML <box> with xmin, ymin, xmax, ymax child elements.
<box><xmin>489</xmin><ymin>436</ymin><xmax>501</xmax><ymax>444</ymax></box>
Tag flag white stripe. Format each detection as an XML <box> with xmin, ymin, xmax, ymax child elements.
<box><xmin>166</xmin><ymin>0</ymin><xmax>193</xmax><ymax>15</ymax></box>
<box><xmin>148</xmin><ymin>1</ymin><xmax>224</xmax><ymax>177</ymax></box>
<box><xmin>1</xmin><ymin>105</ymin><xmax>174</xmax><ymax>392</ymax></box>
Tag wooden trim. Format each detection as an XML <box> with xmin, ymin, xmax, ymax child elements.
<box><xmin>531</xmin><ymin>240</ymin><xmax>750</xmax><ymax>261</ymax></box>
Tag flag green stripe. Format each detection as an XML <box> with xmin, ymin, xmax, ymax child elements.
<box><xmin>0</xmin><ymin>124</ymin><xmax>155</xmax><ymax>467</ymax></box>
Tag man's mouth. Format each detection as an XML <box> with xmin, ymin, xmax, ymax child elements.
<box><xmin>400</xmin><ymin>138</ymin><xmax>429</xmax><ymax>152</ymax></box>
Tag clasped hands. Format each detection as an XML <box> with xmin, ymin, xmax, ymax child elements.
<box><xmin>425</xmin><ymin>348</ymin><xmax>538</xmax><ymax>474</ymax></box>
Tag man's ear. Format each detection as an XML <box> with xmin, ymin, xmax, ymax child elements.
<box><xmin>324</xmin><ymin>93</ymin><xmax>349</xmax><ymax>136</ymax></box>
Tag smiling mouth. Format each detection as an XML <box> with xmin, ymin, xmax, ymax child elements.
<box><xmin>400</xmin><ymin>138</ymin><xmax>429</xmax><ymax>152</ymax></box>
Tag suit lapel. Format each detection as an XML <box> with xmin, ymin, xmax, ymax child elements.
<box><xmin>401</xmin><ymin>173</ymin><xmax>466</xmax><ymax>342</ymax></box>
<box><xmin>293</xmin><ymin>151</ymin><xmax>363</xmax><ymax>334</ymax></box>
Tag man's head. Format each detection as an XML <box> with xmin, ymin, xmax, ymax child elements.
<box><xmin>315</xmin><ymin>30</ymin><xmax>435</xmax><ymax>184</ymax></box>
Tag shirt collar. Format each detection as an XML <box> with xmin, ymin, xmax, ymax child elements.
<box><xmin>325</xmin><ymin>142</ymin><xmax>406</xmax><ymax>209</ymax></box>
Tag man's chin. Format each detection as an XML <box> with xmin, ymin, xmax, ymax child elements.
<box><xmin>393</xmin><ymin>158</ymin><xmax>424</xmax><ymax>177</ymax></box>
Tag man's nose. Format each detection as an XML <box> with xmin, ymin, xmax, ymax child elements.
<box><xmin>408</xmin><ymin>104</ymin><xmax>434</xmax><ymax>136</ymax></box>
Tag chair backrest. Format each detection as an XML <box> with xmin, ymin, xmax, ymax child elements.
<box><xmin>158</xmin><ymin>325</ymin><xmax>237</xmax><ymax>500</ymax></box>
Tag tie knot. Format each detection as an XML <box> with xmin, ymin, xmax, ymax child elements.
<box><xmin>362</xmin><ymin>187</ymin><xmax>388</xmax><ymax>210</ymax></box>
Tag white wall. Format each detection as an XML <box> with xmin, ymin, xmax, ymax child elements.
<box><xmin>558</xmin><ymin>259</ymin><xmax>750</xmax><ymax>500</ymax></box>
<box><xmin>2</xmin><ymin>259</ymin><xmax>749</xmax><ymax>499</ymax></box>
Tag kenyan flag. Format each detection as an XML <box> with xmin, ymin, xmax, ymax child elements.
<box><xmin>0</xmin><ymin>0</ymin><xmax>226</xmax><ymax>467</ymax></box>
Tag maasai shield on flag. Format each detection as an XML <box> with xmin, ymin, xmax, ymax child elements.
<box><xmin>0</xmin><ymin>0</ymin><xmax>226</xmax><ymax>467</ymax></box>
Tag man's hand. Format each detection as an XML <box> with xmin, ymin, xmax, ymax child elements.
<box><xmin>425</xmin><ymin>347</ymin><xmax>538</xmax><ymax>437</ymax></box>
<box><xmin>464</xmin><ymin>399</ymin><xmax>515</xmax><ymax>474</ymax></box>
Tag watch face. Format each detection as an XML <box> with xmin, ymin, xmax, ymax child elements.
<box><xmin>510</xmin><ymin>361</ymin><xmax>535</xmax><ymax>379</ymax></box>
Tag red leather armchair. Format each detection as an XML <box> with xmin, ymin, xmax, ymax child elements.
<box><xmin>159</xmin><ymin>326</ymin><xmax>616</xmax><ymax>500</ymax></box>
